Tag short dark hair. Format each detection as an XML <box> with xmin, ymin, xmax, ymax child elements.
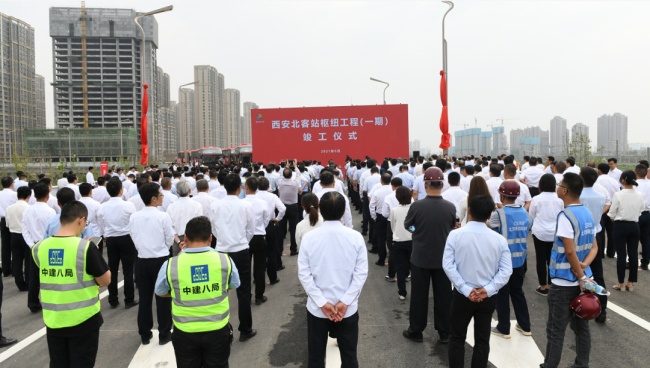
<box><xmin>139</xmin><ymin>182</ymin><xmax>161</xmax><ymax>205</ymax></box>
<box><xmin>33</xmin><ymin>183</ymin><xmax>50</xmax><ymax>200</ymax></box>
<box><xmin>60</xmin><ymin>201</ymin><xmax>88</xmax><ymax>225</ymax></box>
<box><xmin>608</xmin><ymin>157</ymin><xmax>618</xmax><ymax>164</ymax></box>
<box><xmin>489</xmin><ymin>164</ymin><xmax>502</xmax><ymax>177</ymax></box>
<box><xmin>566</xmin><ymin>157</ymin><xmax>576</xmax><ymax>167</ymax></box>
<box><xmin>97</xmin><ymin>176</ymin><xmax>106</xmax><ymax>186</ymax></box>
<box><xmin>381</xmin><ymin>173</ymin><xmax>392</xmax><ymax>185</ymax></box>
<box><xmin>635</xmin><ymin>164</ymin><xmax>648</xmax><ymax>179</ymax></box>
<box><xmin>283</xmin><ymin>168</ymin><xmax>292</xmax><ymax>179</ymax></box>
<box><xmin>320</xmin><ymin>171</ymin><xmax>334</xmax><ymax>186</ymax></box>
<box><xmin>597</xmin><ymin>163</ymin><xmax>609</xmax><ymax>174</ymax></box>
<box><xmin>79</xmin><ymin>183</ymin><xmax>93</xmax><ymax>197</ymax></box>
<box><xmin>184</xmin><ymin>216</ymin><xmax>212</xmax><ymax>242</ymax></box>
<box><xmin>539</xmin><ymin>173</ymin><xmax>557</xmax><ymax>192</ymax></box>
<box><xmin>1</xmin><ymin>177</ymin><xmax>12</xmax><ymax>189</ymax></box>
<box><xmin>447</xmin><ymin>171</ymin><xmax>460</xmax><ymax>186</ymax></box>
<box><xmin>258</xmin><ymin>177</ymin><xmax>270</xmax><ymax>191</ymax></box>
<box><xmin>106</xmin><ymin>178</ymin><xmax>123</xmax><ymax>197</ymax></box>
<box><xmin>319</xmin><ymin>191</ymin><xmax>346</xmax><ymax>221</ymax></box>
<box><xmin>503</xmin><ymin>164</ymin><xmax>516</xmax><ymax>178</ymax></box>
<box><xmin>196</xmin><ymin>179</ymin><xmax>209</xmax><ymax>192</ymax></box>
<box><xmin>561</xmin><ymin>172</ymin><xmax>583</xmax><ymax>198</ymax></box>
<box><xmin>469</xmin><ymin>195</ymin><xmax>495</xmax><ymax>222</ymax></box>
<box><xmin>390</xmin><ymin>177</ymin><xmax>403</xmax><ymax>187</ymax></box>
<box><xmin>465</xmin><ymin>165</ymin><xmax>475</xmax><ymax>176</ymax></box>
<box><xmin>57</xmin><ymin>187</ymin><xmax>76</xmax><ymax>207</ymax></box>
<box><xmin>67</xmin><ymin>174</ymin><xmax>77</xmax><ymax>183</ymax></box>
<box><xmin>579</xmin><ymin>167</ymin><xmax>598</xmax><ymax>188</ymax></box>
<box><xmin>245</xmin><ymin>176</ymin><xmax>259</xmax><ymax>192</ymax></box>
<box><xmin>17</xmin><ymin>186</ymin><xmax>31</xmax><ymax>200</ymax></box>
<box><xmin>223</xmin><ymin>173</ymin><xmax>241</xmax><ymax>194</ymax></box>
<box><xmin>396</xmin><ymin>186</ymin><xmax>411</xmax><ymax>205</ymax></box>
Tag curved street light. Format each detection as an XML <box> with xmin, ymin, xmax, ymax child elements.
<box><xmin>369</xmin><ymin>77</ymin><xmax>389</xmax><ymax>105</ymax></box>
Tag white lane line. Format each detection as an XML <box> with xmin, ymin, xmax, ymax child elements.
<box><xmin>325</xmin><ymin>337</ymin><xmax>342</xmax><ymax>367</ymax></box>
<box><xmin>608</xmin><ymin>302</ymin><xmax>650</xmax><ymax>332</ymax></box>
<box><xmin>127</xmin><ymin>335</ymin><xmax>177</xmax><ymax>368</ymax></box>
<box><xmin>466</xmin><ymin>318</ymin><xmax>543</xmax><ymax>368</ymax></box>
<box><xmin>0</xmin><ymin>280</ymin><xmax>124</xmax><ymax>364</ymax></box>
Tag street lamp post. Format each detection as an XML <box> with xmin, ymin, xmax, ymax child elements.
<box><xmin>66</xmin><ymin>128</ymin><xmax>72</xmax><ymax>166</ymax></box>
<box><xmin>441</xmin><ymin>1</ymin><xmax>454</xmax><ymax>156</ymax></box>
<box><xmin>134</xmin><ymin>5</ymin><xmax>173</xmax><ymax>162</ymax></box>
<box><xmin>369</xmin><ymin>77</ymin><xmax>389</xmax><ymax>105</ymax></box>
<box><xmin>8</xmin><ymin>131</ymin><xmax>12</xmax><ymax>164</ymax></box>
<box><xmin>178</xmin><ymin>81</ymin><xmax>198</xmax><ymax>151</ymax></box>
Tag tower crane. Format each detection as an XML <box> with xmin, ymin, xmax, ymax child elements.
<box><xmin>80</xmin><ymin>1</ymin><xmax>89</xmax><ymax>128</ymax></box>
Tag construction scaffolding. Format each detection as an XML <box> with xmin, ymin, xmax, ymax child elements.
<box><xmin>24</xmin><ymin>128</ymin><xmax>138</xmax><ymax>163</ymax></box>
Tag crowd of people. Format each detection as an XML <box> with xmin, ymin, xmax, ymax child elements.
<box><xmin>0</xmin><ymin>152</ymin><xmax>648</xmax><ymax>367</ymax></box>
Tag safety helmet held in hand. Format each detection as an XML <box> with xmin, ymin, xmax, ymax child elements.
<box><xmin>570</xmin><ymin>293</ymin><xmax>601</xmax><ymax>320</ymax></box>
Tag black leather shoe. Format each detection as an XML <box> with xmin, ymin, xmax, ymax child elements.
<box><xmin>375</xmin><ymin>260</ymin><xmax>385</xmax><ymax>266</ymax></box>
<box><xmin>255</xmin><ymin>296</ymin><xmax>268</xmax><ymax>305</ymax></box>
<box><xmin>125</xmin><ymin>301</ymin><xmax>139</xmax><ymax>309</ymax></box>
<box><xmin>439</xmin><ymin>333</ymin><xmax>450</xmax><ymax>344</ymax></box>
<box><xmin>277</xmin><ymin>265</ymin><xmax>286</xmax><ymax>271</ymax></box>
<box><xmin>141</xmin><ymin>332</ymin><xmax>153</xmax><ymax>345</ymax></box>
<box><xmin>290</xmin><ymin>251</ymin><xmax>299</xmax><ymax>256</ymax></box>
<box><xmin>369</xmin><ymin>249</ymin><xmax>378</xmax><ymax>254</ymax></box>
<box><xmin>0</xmin><ymin>337</ymin><xmax>18</xmax><ymax>347</ymax></box>
<box><xmin>110</xmin><ymin>302</ymin><xmax>119</xmax><ymax>309</ymax></box>
<box><xmin>595</xmin><ymin>313</ymin><xmax>607</xmax><ymax>323</ymax></box>
<box><xmin>159</xmin><ymin>334</ymin><xmax>172</xmax><ymax>345</ymax></box>
<box><xmin>30</xmin><ymin>306</ymin><xmax>43</xmax><ymax>314</ymax></box>
<box><xmin>269</xmin><ymin>279</ymin><xmax>280</xmax><ymax>285</ymax></box>
<box><xmin>239</xmin><ymin>329</ymin><xmax>257</xmax><ymax>342</ymax></box>
<box><xmin>403</xmin><ymin>329</ymin><xmax>423</xmax><ymax>343</ymax></box>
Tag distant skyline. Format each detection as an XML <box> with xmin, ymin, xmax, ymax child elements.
<box><xmin>2</xmin><ymin>0</ymin><xmax>649</xmax><ymax>152</ymax></box>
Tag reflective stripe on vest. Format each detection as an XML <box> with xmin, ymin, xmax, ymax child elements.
<box><xmin>34</xmin><ymin>238</ymin><xmax>100</xmax><ymax>329</ymax></box>
<box><xmin>550</xmin><ymin>206</ymin><xmax>595</xmax><ymax>282</ymax></box>
<box><xmin>496</xmin><ymin>207</ymin><xmax>528</xmax><ymax>268</ymax></box>
<box><xmin>168</xmin><ymin>250</ymin><xmax>231</xmax><ymax>332</ymax></box>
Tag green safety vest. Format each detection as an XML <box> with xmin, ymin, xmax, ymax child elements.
<box><xmin>32</xmin><ymin>237</ymin><xmax>100</xmax><ymax>329</ymax></box>
<box><xmin>167</xmin><ymin>249</ymin><xmax>232</xmax><ymax>333</ymax></box>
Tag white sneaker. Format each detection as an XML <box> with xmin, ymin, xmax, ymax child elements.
<box><xmin>515</xmin><ymin>324</ymin><xmax>532</xmax><ymax>336</ymax></box>
<box><xmin>490</xmin><ymin>327</ymin><xmax>511</xmax><ymax>339</ymax></box>
<box><xmin>398</xmin><ymin>295</ymin><xmax>406</xmax><ymax>301</ymax></box>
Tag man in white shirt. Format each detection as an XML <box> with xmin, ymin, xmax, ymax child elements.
<box><xmin>412</xmin><ymin>162</ymin><xmax>433</xmax><ymax>201</ymax></box>
<box><xmin>369</xmin><ymin>173</ymin><xmax>394</xmax><ymax>267</ymax></box>
<box><xmin>65</xmin><ymin>174</ymin><xmax>81</xmax><ymax>200</ymax></box>
<box><xmin>316</xmin><ymin>172</ymin><xmax>353</xmax><ymax>229</ymax></box>
<box><xmin>0</xmin><ymin>177</ymin><xmax>17</xmax><ymax>277</ymax></box>
<box><xmin>167</xmin><ymin>181</ymin><xmax>203</xmax><ymax>247</ymax></box>
<box><xmin>56</xmin><ymin>172</ymin><xmax>69</xmax><ymax>190</ymax></box>
<box><xmin>243</xmin><ymin>177</ymin><xmax>272</xmax><ymax>305</ymax></box>
<box><xmin>442</xmin><ymin>172</ymin><xmax>468</xmax><ymax>221</ymax></box>
<box><xmin>13</xmin><ymin>172</ymin><xmax>28</xmax><ymax>191</ymax></box>
<box><xmin>256</xmin><ymin>177</ymin><xmax>285</xmax><ymax>285</ymax></box>
<box><xmin>129</xmin><ymin>183</ymin><xmax>176</xmax><ymax>345</ymax></box>
<box><xmin>92</xmin><ymin>176</ymin><xmax>111</xmax><ymax>204</ymax></box>
<box><xmin>207</xmin><ymin>170</ymin><xmax>220</xmax><ymax>192</ymax></box>
<box><xmin>459</xmin><ymin>165</ymin><xmax>475</xmax><ymax>193</ymax></box>
<box><xmin>608</xmin><ymin>158</ymin><xmax>622</xmax><ymax>182</ymax></box>
<box><xmin>635</xmin><ymin>164</ymin><xmax>650</xmax><ymax>271</ymax></box>
<box><xmin>79</xmin><ymin>183</ymin><xmax>102</xmax><ymax>241</ymax></box>
<box><xmin>208</xmin><ymin>173</ymin><xmax>256</xmax><ymax>342</ymax></box>
<box><xmin>520</xmin><ymin>157</ymin><xmax>544</xmax><ymax>198</ymax></box>
<box><xmin>564</xmin><ymin>157</ymin><xmax>580</xmax><ymax>175</ymax></box>
<box><xmin>6</xmin><ymin>186</ymin><xmax>30</xmax><ymax>290</ymax></box>
<box><xmin>210</xmin><ymin>172</ymin><xmax>228</xmax><ymax>200</ymax></box>
<box><xmin>128</xmin><ymin>177</ymin><xmax>148</xmax><ymax>212</ymax></box>
<box><xmin>192</xmin><ymin>180</ymin><xmax>215</xmax><ymax>216</ymax></box>
<box><xmin>362</xmin><ymin>166</ymin><xmax>380</xmax><ymax>243</ymax></box>
<box><xmin>298</xmin><ymin>191</ymin><xmax>368</xmax><ymax>367</ymax></box>
<box><xmin>22</xmin><ymin>183</ymin><xmax>56</xmax><ymax>312</ymax></box>
<box><xmin>486</xmin><ymin>165</ymin><xmax>504</xmax><ymax>207</ymax></box>
<box><xmin>396</xmin><ymin>165</ymin><xmax>415</xmax><ymax>190</ymax></box>
<box><xmin>86</xmin><ymin>167</ymin><xmax>95</xmax><ymax>186</ymax></box>
<box><xmin>97</xmin><ymin>178</ymin><xmax>138</xmax><ymax>309</ymax></box>
<box><xmin>159</xmin><ymin>178</ymin><xmax>177</xmax><ymax>212</ymax></box>
<box><xmin>596</xmin><ymin>163</ymin><xmax>620</xmax><ymax>258</ymax></box>
<box><xmin>504</xmin><ymin>164</ymin><xmax>531</xmax><ymax>211</ymax></box>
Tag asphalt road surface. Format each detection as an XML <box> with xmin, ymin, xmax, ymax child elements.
<box><xmin>1</xmin><ymin>209</ymin><xmax>649</xmax><ymax>367</ymax></box>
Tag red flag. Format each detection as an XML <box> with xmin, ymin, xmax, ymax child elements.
<box><xmin>439</xmin><ymin>70</ymin><xmax>451</xmax><ymax>150</ymax></box>
<box><xmin>140</xmin><ymin>84</ymin><xmax>149</xmax><ymax>165</ymax></box>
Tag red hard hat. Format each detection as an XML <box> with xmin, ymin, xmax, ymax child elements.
<box><xmin>498</xmin><ymin>180</ymin><xmax>520</xmax><ymax>197</ymax></box>
<box><xmin>570</xmin><ymin>293</ymin><xmax>601</xmax><ymax>320</ymax></box>
<box><xmin>423</xmin><ymin>167</ymin><xmax>445</xmax><ymax>182</ymax></box>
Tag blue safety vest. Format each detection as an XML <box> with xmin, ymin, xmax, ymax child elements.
<box><xmin>550</xmin><ymin>205</ymin><xmax>595</xmax><ymax>282</ymax></box>
<box><xmin>495</xmin><ymin>206</ymin><xmax>529</xmax><ymax>268</ymax></box>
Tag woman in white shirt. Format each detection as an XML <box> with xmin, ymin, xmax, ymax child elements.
<box><xmin>296</xmin><ymin>193</ymin><xmax>323</xmax><ymax>247</ymax></box>
<box><xmin>458</xmin><ymin>176</ymin><xmax>490</xmax><ymax>226</ymax></box>
<box><xmin>529</xmin><ymin>174</ymin><xmax>564</xmax><ymax>296</ymax></box>
<box><xmin>608</xmin><ymin>170</ymin><xmax>644</xmax><ymax>291</ymax></box>
<box><xmin>390</xmin><ymin>186</ymin><xmax>413</xmax><ymax>301</ymax></box>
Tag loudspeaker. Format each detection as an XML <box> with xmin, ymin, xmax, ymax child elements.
<box><xmin>413</xmin><ymin>150</ymin><xmax>420</xmax><ymax>159</ymax></box>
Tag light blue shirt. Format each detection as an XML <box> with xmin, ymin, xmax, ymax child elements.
<box><xmin>443</xmin><ymin>221</ymin><xmax>512</xmax><ymax>298</ymax></box>
<box><xmin>154</xmin><ymin>246</ymin><xmax>240</xmax><ymax>296</ymax></box>
<box><xmin>396</xmin><ymin>172</ymin><xmax>415</xmax><ymax>190</ymax></box>
<box><xmin>580</xmin><ymin>187</ymin><xmax>606</xmax><ymax>233</ymax></box>
<box><xmin>44</xmin><ymin>214</ymin><xmax>95</xmax><ymax>239</ymax></box>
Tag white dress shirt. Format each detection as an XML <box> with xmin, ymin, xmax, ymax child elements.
<box><xmin>208</xmin><ymin>180</ymin><xmax>220</xmax><ymax>192</ymax></box>
<box><xmin>315</xmin><ymin>188</ymin><xmax>353</xmax><ymax>228</ymax></box>
<box><xmin>5</xmin><ymin>199</ymin><xmax>29</xmax><ymax>233</ymax></box>
<box><xmin>128</xmin><ymin>194</ymin><xmax>145</xmax><ymax>212</ymax></box>
<box><xmin>363</xmin><ymin>174</ymin><xmax>381</xmax><ymax>193</ymax></box>
<box><xmin>97</xmin><ymin>197</ymin><xmax>136</xmax><ymax>237</ymax></box>
<box><xmin>529</xmin><ymin>192</ymin><xmax>564</xmax><ymax>242</ymax></box>
<box><xmin>130</xmin><ymin>207</ymin><xmax>175</xmax><ymax>258</ymax></box>
<box><xmin>596</xmin><ymin>175</ymin><xmax>620</xmax><ymax>200</ymax></box>
<box><xmin>381</xmin><ymin>191</ymin><xmax>398</xmax><ymax>219</ymax></box>
<box><xmin>369</xmin><ymin>185</ymin><xmax>393</xmax><ymax>220</ymax></box>
<box><xmin>167</xmin><ymin>197</ymin><xmax>203</xmax><ymax>236</ymax></box>
<box><xmin>209</xmin><ymin>195</ymin><xmax>255</xmax><ymax>253</ymax></box>
<box><xmin>413</xmin><ymin>175</ymin><xmax>427</xmax><ymax>200</ymax></box>
<box><xmin>160</xmin><ymin>189</ymin><xmax>177</xmax><ymax>211</ymax></box>
<box><xmin>22</xmin><ymin>202</ymin><xmax>56</xmax><ymax>246</ymax></box>
<box><xmin>390</xmin><ymin>205</ymin><xmax>413</xmax><ymax>242</ymax></box>
<box><xmin>296</xmin><ymin>214</ymin><xmax>324</xmax><ymax>247</ymax></box>
<box><xmin>92</xmin><ymin>186</ymin><xmax>111</xmax><ymax>204</ymax></box>
<box><xmin>66</xmin><ymin>183</ymin><xmax>81</xmax><ymax>200</ymax></box>
<box><xmin>564</xmin><ymin>166</ymin><xmax>580</xmax><ymax>175</ymax></box>
<box><xmin>312</xmin><ymin>180</ymin><xmax>345</xmax><ymax>196</ymax></box>
<box><xmin>298</xmin><ymin>221</ymin><xmax>368</xmax><ymax>319</ymax></box>
<box><xmin>243</xmin><ymin>194</ymin><xmax>271</xmax><ymax>235</ymax></box>
<box><xmin>256</xmin><ymin>190</ymin><xmax>286</xmax><ymax>222</ymax></box>
<box><xmin>0</xmin><ymin>188</ymin><xmax>17</xmax><ymax>217</ymax></box>
<box><xmin>608</xmin><ymin>188</ymin><xmax>644</xmax><ymax>222</ymax></box>
<box><xmin>608</xmin><ymin>168</ymin><xmax>622</xmax><ymax>182</ymax></box>
<box><xmin>514</xmin><ymin>181</ymin><xmax>532</xmax><ymax>207</ymax></box>
<box><xmin>86</xmin><ymin>172</ymin><xmax>95</xmax><ymax>186</ymax></box>
<box><xmin>441</xmin><ymin>186</ymin><xmax>468</xmax><ymax>220</ymax></box>
<box><xmin>80</xmin><ymin>196</ymin><xmax>102</xmax><ymax>237</ymax></box>
<box><xmin>14</xmin><ymin>179</ymin><xmax>28</xmax><ymax>190</ymax></box>
<box><xmin>209</xmin><ymin>187</ymin><xmax>227</xmax><ymax>200</ymax></box>
<box><xmin>636</xmin><ymin>179</ymin><xmax>650</xmax><ymax>212</ymax></box>
<box><xmin>56</xmin><ymin>178</ymin><xmax>68</xmax><ymax>189</ymax></box>
<box><xmin>521</xmin><ymin>166</ymin><xmax>544</xmax><ymax>188</ymax></box>
<box><xmin>486</xmin><ymin>177</ymin><xmax>504</xmax><ymax>205</ymax></box>
<box><xmin>459</xmin><ymin>175</ymin><xmax>474</xmax><ymax>193</ymax></box>
<box><xmin>192</xmin><ymin>192</ymin><xmax>216</xmax><ymax>216</ymax></box>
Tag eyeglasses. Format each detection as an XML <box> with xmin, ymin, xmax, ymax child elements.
<box><xmin>557</xmin><ymin>184</ymin><xmax>567</xmax><ymax>189</ymax></box>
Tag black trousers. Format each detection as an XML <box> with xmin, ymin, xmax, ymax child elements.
<box><xmin>601</xmin><ymin>214</ymin><xmax>615</xmax><ymax>257</ymax></box>
<box><xmin>613</xmin><ymin>221</ymin><xmax>640</xmax><ymax>283</ymax></box>
<box><xmin>0</xmin><ymin>218</ymin><xmax>11</xmax><ymax>276</ymax></box>
<box><xmin>448</xmin><ymin>290</ymin><xmax>496</xmax><ymax>368</ymax></box>
<box><xmin>137</xmin><ymin>256</ymin><xmax>172</xmax><ymax>339</ymax></box>
<box><xmin>249</xmin><ymin>235</ymin><xmax>267</xmax><ymax>299</ymax></box>
<box><xmin>279</xmin><ymin>204</ymin><xmax>299</xmax><ymax>253</ymax></box>
<box><xmin>227</xmin><ymin>249</ymin><xmax>253</xmax><ymax>333</ymax></box>
<box><xmin>0</xmin><ymin>273</ymin><xmax>4</xmax><ymax>337</ymax></box>
<box><xmin>47</xmin><ymin>328</ymin><xmax>100</xmax><ymax>368</ymax></box>
<box><xmin>532</xmin><ymin>235</ymin><xmax>553</xmax><ymax>286</ymax></box>
<box><xmin>375</xmin><ymin>215</ymin><xmax>388</xmax><ymax>263</ymax></box>
<box><xmin>639</xmin><ymin>212</ymin><xmax>650</xmax><ymax>266</ymax></box>
<box><xmin>265</xmin><ymin>223</ymin><xmax>279</xmax><ymax>282</ymax></box>
<box><xmin>362</xmin><ymin>192</ymin><xmax>371</xmax><ymax>236</ymax></box>
<box><xmin>172</xmin><ymin>325</ymin><xmax>232</xmax><ymax>368</ymax></box>
<box><xmin>10</xmin><ymin>232</ymin><xmax>30</xmax><ymax>290</ymax></box>
<box><xmin>592</xmin><ymin>228</ymin><xmax>608</xmax><ymax>314</ymax></box>
<box><xmin>106</xmin><ymin>235</ymin><xmax>136</xmax><ymax>305</ymax></box>
<box><xmin>495</xmin><ymin>263</ymin><xmax>531</xmax><ymax>333</ymax></box>
<box><xmin>386</xmin><ymin>227</ymin><xmax>395</xmax><ymax>278</ymax></box>
<box><xmin>408</xmin><ymin>266</ymin><xmax>451</xmax><ymax>335</ymax></box>
<box><xmin>28</xmin><ymin>253</ymin><xmax>41</xmax><ymax>310</ymax></box>
<box><xmin>393</xmin><ymin>241</ymin><xmax>412</xmax><ymax>296</ymax></box>
<box><xmin>307</xmin><ymin>311</ymin><xmax>359</xmax><ymax>368</ymax></box>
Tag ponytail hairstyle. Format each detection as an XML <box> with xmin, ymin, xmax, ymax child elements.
<box><xmin>301</xmin><ymin>193</ymin><xmax>320</xmax><ymax>226</ymax></box>
<box><xmin>620</xmin><ymin>170</ymin><xmax>638</xmax><ymax>187</ymax></box>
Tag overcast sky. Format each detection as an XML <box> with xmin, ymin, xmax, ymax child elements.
<box><xmin>4</xmin><ymin>0</ymin><xmax>649</xmax><ymax>152</ymax></box>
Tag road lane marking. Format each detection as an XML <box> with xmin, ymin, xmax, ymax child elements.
<box><xmin>466</xmin><ymin>319</ymin><xmax>544</xmax><ymax>368</ymax></box>
<box><xmin>0</xmin><ymin>281</ymin><xmax>124</xmax><ymax>364</ymax></box>
<box><xmin>608</xmin><ymin>302</ymin><xmax>650</xmax><ymax>332</ymax></box>
<box><xmin>326</xmin><ymin>337</ymin><xmax>342</xmax><ymax>367</ymax></box>
<box><xmin>127</xmin><ymin>335</ymin><xmax>177</xmax><ymax>368</ymax></box>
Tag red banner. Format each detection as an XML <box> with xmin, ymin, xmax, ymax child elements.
<box><xmin>140</xmin><ymin>84</ymin><xmax>149</xmax><ymax>165</ymax></box>
<box><xmin>100</xmin><ymin>162</ymin><xmax>108</xmax><ymax>177</ymax></box>
<box><xmin>439</xmin><ymin>70</ymin><xmax>451</xmax><ymax>150</ymax></box>
<box><xmin>251</xmin><ymin>104</ymin><xmax>409</xmax><ymax>165</ymax></box>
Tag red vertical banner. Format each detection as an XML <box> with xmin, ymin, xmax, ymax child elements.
<box><xmin>100</xmin><ymin>162</ymin><xmax>108</xmax><ymax>176</ymax></box>
<box><xmin>439</xmin><ymin>70</ymin><xmax>451</xmax><ymax>150</ymax></box>
<box><xmin>140</xmin><ymin>84</ymin><xmax>149</xmax><ymax>165</ymax></box>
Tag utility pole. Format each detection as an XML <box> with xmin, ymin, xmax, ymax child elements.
<box><xmin>616</xmin><ymin>139</ymin><xmax>619</xmax><ymax>159</ymax></box>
